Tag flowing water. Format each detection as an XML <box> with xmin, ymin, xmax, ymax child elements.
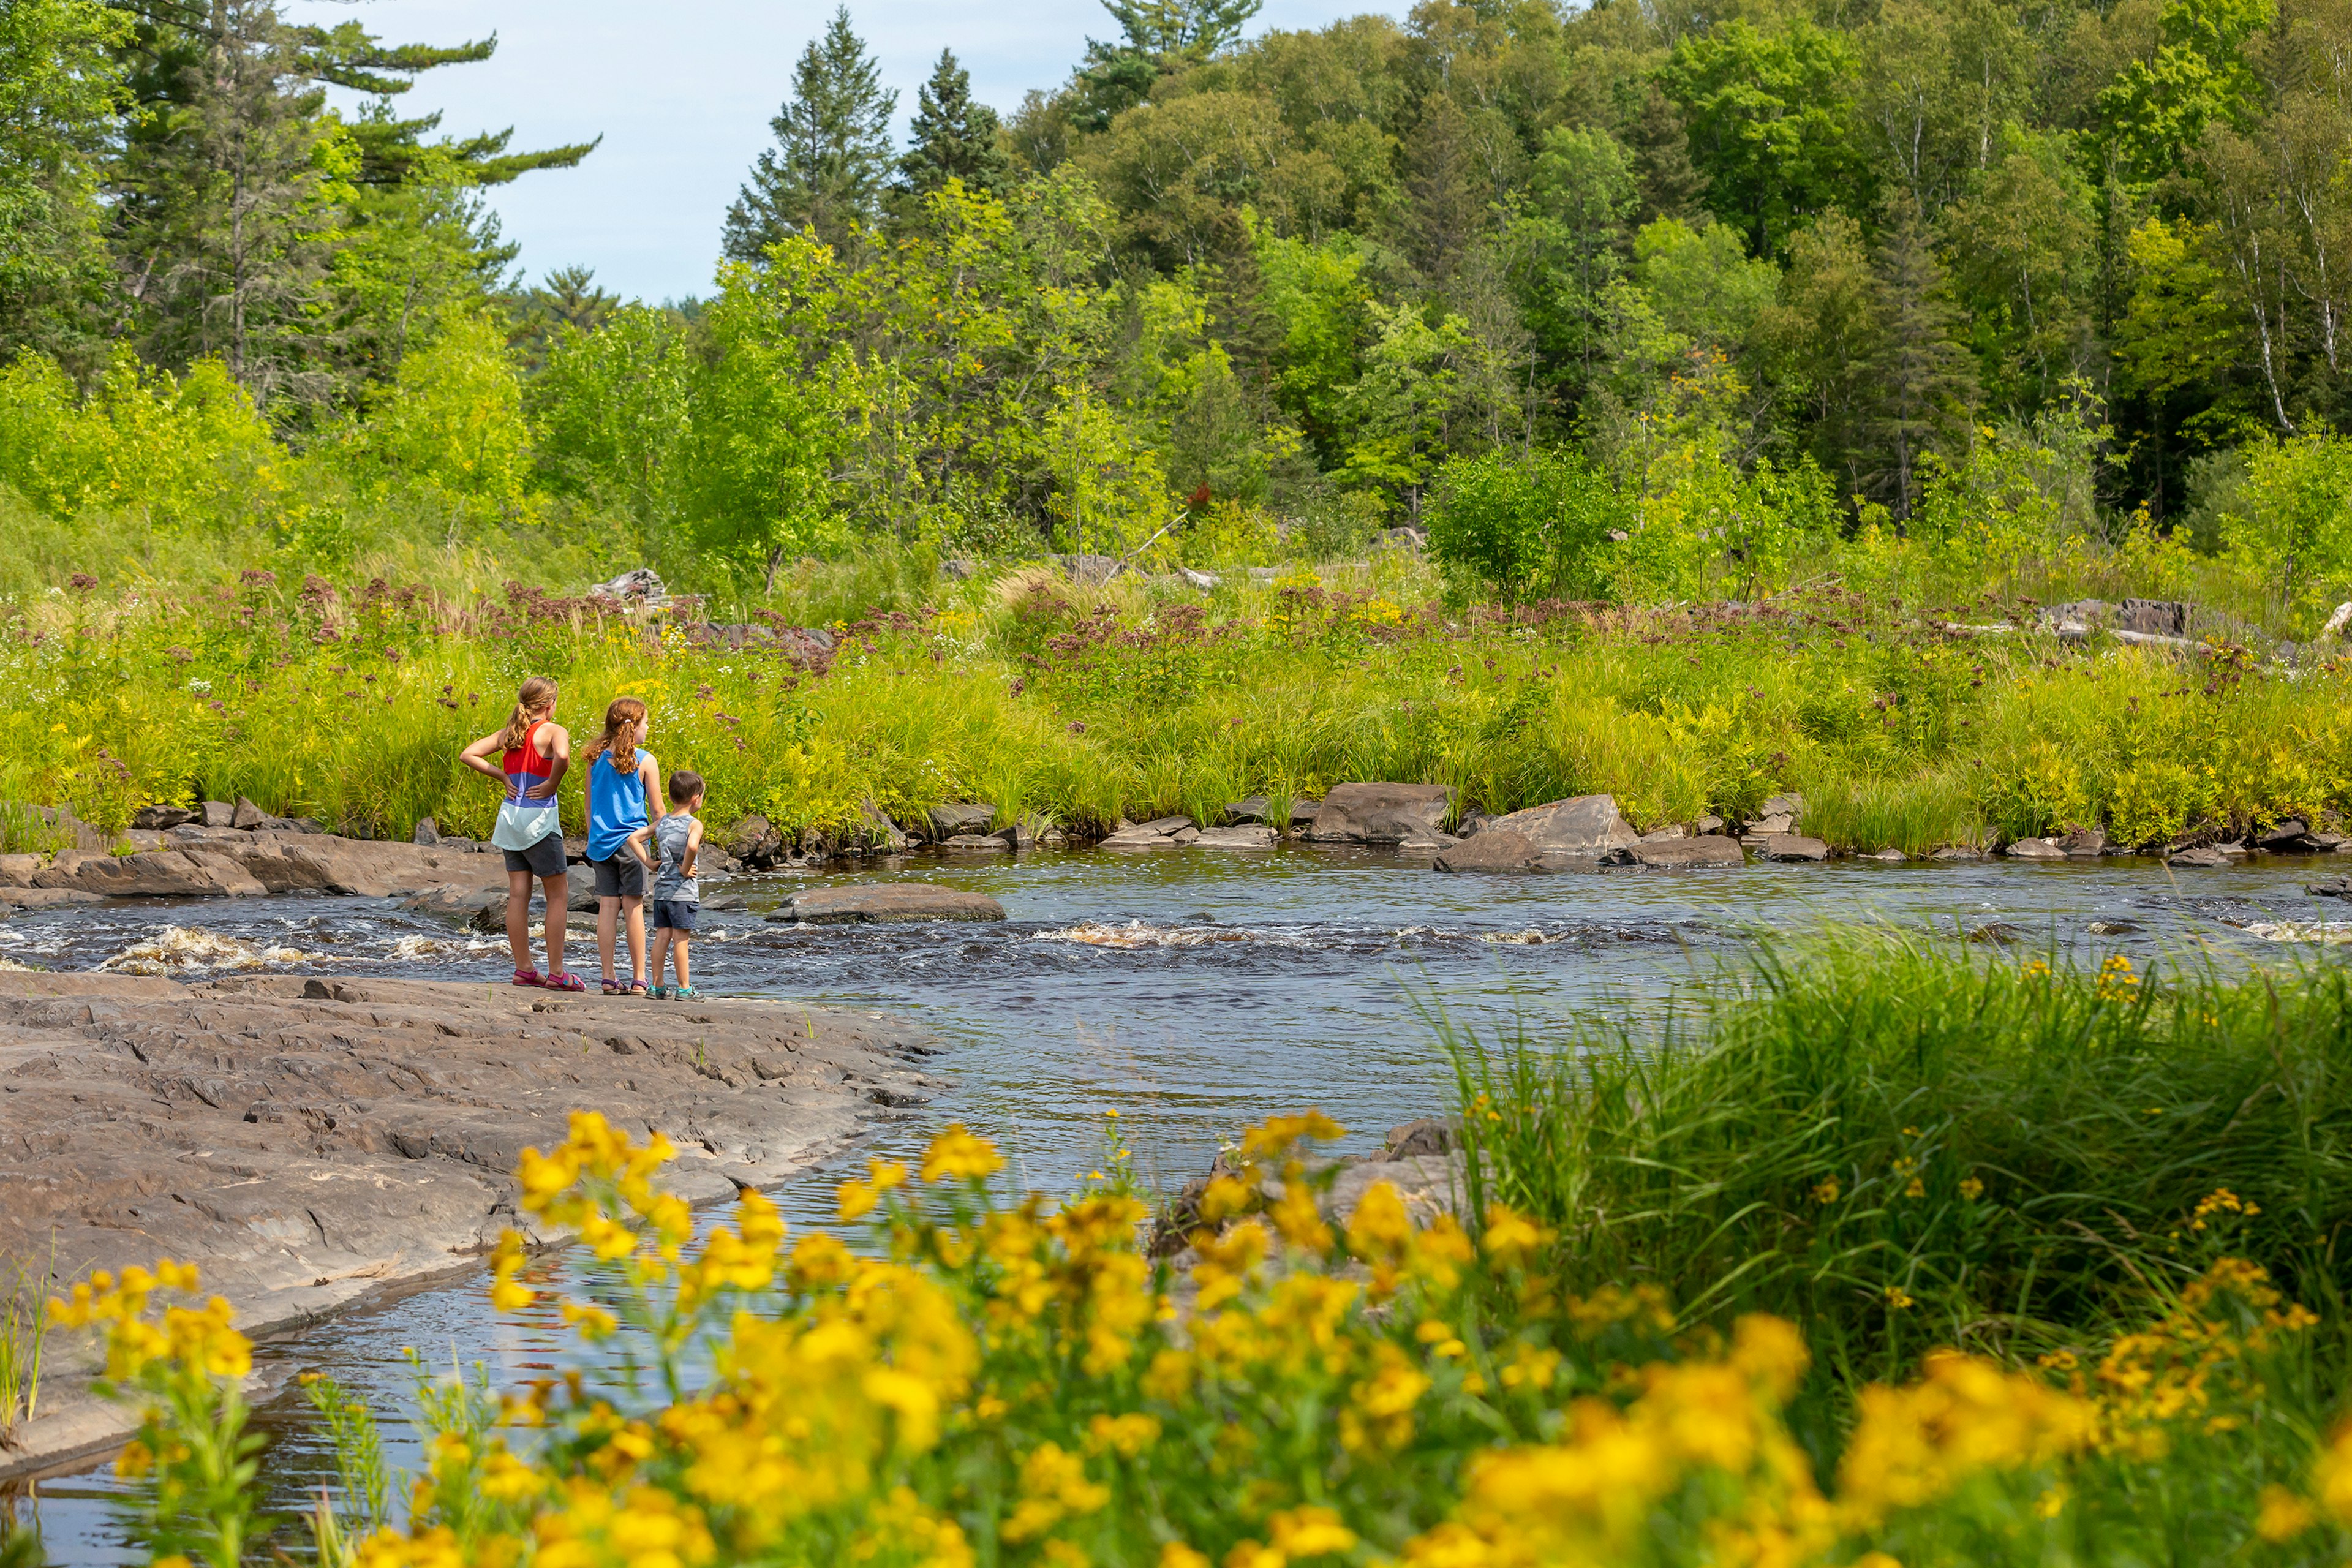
<box><xmin>7</xmin><ymin>845</ymin><xmax>2350</xmax><ymax>1561</ymax></box>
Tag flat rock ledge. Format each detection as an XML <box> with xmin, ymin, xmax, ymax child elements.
<box><xmin>0</xmin><ymin>971</ymin><xmax>944</xmax><ymax>1480</ymax></box>
<box><xmin>769</xmin><ymin>883</ymin><xmax>1008</xmax><ymax>924</ymax></box>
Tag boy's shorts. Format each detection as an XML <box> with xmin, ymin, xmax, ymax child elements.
<box><xmin>652</xmin><ymin>900</ymin><xmax>699</xmax><ymax>932</ymax></box>
<box><xmin>502</xmin><ymin>835</ymin><xmax>567</xmax><ymax>878</ymax></box>
<box><xmin>590</xmin><ymin>853</ymin><xmax>647</xmax><ymax>899</ymax></box>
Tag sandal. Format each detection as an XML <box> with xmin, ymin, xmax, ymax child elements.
<box><xmin>671</xmin><ymin>985</ymin><xmax>699</xmax><ymax>1001</ymax></box>
<box><xmin>512</xmin><ymin>968</ymin><xmax>545</xmax><ymax>987</ymax></box>
<box><xmin>649</xmin><ymin>985</ymin><xmax>670</xmax><ymax>1000</ymax></box>
<box><xmin>546</xmin><ymin>972</ymin><xmax>587</xmax><ymax>992</ymax></box>
<box><xmin>628</xmin><ymin>981</ymin><xmax>650</xmax><ymax>998</ymax></box>
<box><xmin>601</xmin><ymin>978</ymin><xmax>624</xmax><ymax>995</ymax></box>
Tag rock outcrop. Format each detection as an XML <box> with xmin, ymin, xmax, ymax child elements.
<box><xmin>0</xmin><ymin>971</ymin><xmax>943</xmax><ymax>1480</ymax></box>
<box><xmin>1630</xmin><ymin>833</ymin><xmax>1744</xmax><ymax>869</ymax></box>
<box><xmin>1306</xmin><ymin>783</ymin><xmax>1458</xmax><ymax>846</ymax></box>
<box><xmin>770</xmin><ymin>883</ymin><xmax>1008</xmax><ymax>924</ymax></box>
<box><xmin>1433</xmin><ymin>794</ymin><xmax>1637</xmax><ymax>872</ymax></box>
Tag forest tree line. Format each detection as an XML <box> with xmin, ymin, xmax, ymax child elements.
<box><xmin>5</xmin><ymin>0</ymin><xmax>2352</xmax><ymax>607</ymax></box>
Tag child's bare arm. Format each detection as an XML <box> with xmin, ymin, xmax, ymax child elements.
<box><xmin>682</xmin><ymin>819</ymin><xmax>704</xmax><ymax>879</ymax></box>
<box><xmin>627</xmin><ymin>824</ymin><xmax>655</xmax><ymax>869</ymax></box>
<box><xmin>643</xmin><ymin>758</ymin><xmax>665</xmax><ymax>823</ymax></box>
<box><xmin>458</xmin><ymin>733</ymin><xmax>505</xmax><ymax>782</ymax></box>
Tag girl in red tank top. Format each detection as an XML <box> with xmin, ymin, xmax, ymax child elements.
<box><xmin>460</xmin><ymin>677</ymin><xmax>582</xmax><ymax>990</ymax></box>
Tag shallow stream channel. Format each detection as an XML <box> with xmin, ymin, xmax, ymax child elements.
<box><xmin>7</xmin><ymin>846</ymin><xmax>2351</xmax><ymax>1561</ymax></box>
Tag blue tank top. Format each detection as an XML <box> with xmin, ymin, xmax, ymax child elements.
<box><xmin>586</xmin><ymin>746</ymin><xmax>655</xmax><ymax>861</ymax></box>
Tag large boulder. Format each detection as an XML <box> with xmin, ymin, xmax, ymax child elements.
<box><xmin>35</xmin><ymin>848</ymin><xmax>266</xmax><ymax>899</ymax></box>
<box><xmin>0</xmin><ymin>854</ymin><xmax>43</xmax><ymax>888</ymax></box>
<box><xmin>725</xmin><ymin>815</ymin><xmax>785</xmax><ymax>868</ymax></box>
<box><xmin>1630</xmin><ymin>834</ymin><xmax>1744</xmax><ymax>869</ymax></box>
<box><xmin>770</xmin><ymin>884</ymin><xmax>1006</xmax><ymax>924</ymax></box>
<box><xmin>401</xmin><ymin>883</ymin><xmax>503</xmax><ymax>922</ymax></box>
<box><xmin>927</xmin><ymin>802</ymin><xmax>998</xmax><ymax>839</ymax></box>
<box><xmin>1307</xmin><ymin>784</ymin><xmax>1457</xmax><ymax>845</ymax></box>
<box><xmin>1433</xmin><ymin>794</ymin><xmax>1637</xmax><ymax>873</ymax></box>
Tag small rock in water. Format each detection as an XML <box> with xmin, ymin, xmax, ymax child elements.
<box><xmin>1192</xmin><ymin>824</ymin><xmax>1278</xmax><ymax>850</ymax></box>
<box><xmin>2005</xmin><ymin>838</ymin><xmax>2067</xmax><ymax>860</ymax></box>
<box><xmin>1753</xmin><ymin>834</ymin><xmax>1830</xmax><ymax>863</ymax></box>
<box><xmin>2309</xmin><ymin>880</ymin><xmax>2352</xmax><ymax>900</ymax></box>
<box><xmin>1967</xmin><ymin>921</ymin><xmax>2022</xmax><ymax>944</ymax></box>
<box><xmin>2168</xmin><ymin>846</ymin><xmax>2233</xmax><ymax>868</ymax></box>
<box><xmin>1930</xmin><ymin>845</ymin><xmax>1983</xmax><ymax>860</ymax></box>
<box><xmin>941</xmin><ymin>834</ymin><xmax>1011</xmax><ymax>852</ymax></box>
<box><xmin>1630</xmin><ymin>834</ymin><xmax>1744</xmax><ymax>869</ymax></box>
<box><xmin>2087</xmin><ymin>919</ymin><xmax>2141</xmax><ymax>934</ymax></box>
<box><xmin>1858</xmin><ymin>848</ymin><xmax>1907</xmax><ymax>862</ymax></box>
<box><xmin>927</xmin><ymin>802</ymin><xmax>997</xmax><ymax>839</ymax></box>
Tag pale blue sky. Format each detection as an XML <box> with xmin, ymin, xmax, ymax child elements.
<box><xmin>287</xmin><ymin>0</ymin><xmax>1398</xmax><ymax>304</ymax></box>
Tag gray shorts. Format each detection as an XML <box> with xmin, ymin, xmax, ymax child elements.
<box><xmin>590</xmin><ymin>853</ymin><xmax>647</xmax><ymax>899</ymax></box>
<box><xmin>502</xmin><ymin>835</ymin><xmax>566</xmax><ymax>878</ymax></box>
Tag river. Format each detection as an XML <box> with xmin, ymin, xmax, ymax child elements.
<box><xmin>6</xmin><ymin>845</ymin><xmax>2347</xmax><ymax>1561</ymax></box>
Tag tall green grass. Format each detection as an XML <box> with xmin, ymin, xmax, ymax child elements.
<box><xmin>3</xmin><ymin>566</ymin><xmax>2349</xmax><ymax>846</ymax></box>
<box><xmin>1447</xmin><ymin>934</ymin><xmax>2352</xmax><ymax>1389</ymax></box>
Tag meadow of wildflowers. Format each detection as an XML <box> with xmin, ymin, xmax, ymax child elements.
<box><xmin>9</xmin><ymin>564</ymin><xmax>2352</xmax><ymax>859</ymax></box>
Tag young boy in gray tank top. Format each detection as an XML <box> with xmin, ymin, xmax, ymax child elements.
<box><xmin>629</xmin><ymin>769</ymin><xmax>706</xmax><ymax>1000</ymax></box>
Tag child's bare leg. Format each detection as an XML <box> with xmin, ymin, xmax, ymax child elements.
<box><xmin>540</xmin><ymin>875</ymin><xmax>569</xmax><ymax>976</ymax></box>
<box><xmin>671</xmin><ymin>934</ymin><xmax>690</xmax><ymax>990</ymax></box>
<box><xmin>623</xmin><ymin>897</ymin><xmax>646</xmax><ymax>984</ymax></box>
<box><xmin>597</xmin><ymin>896</ymin><xmax>621</xmax><ymax>981</ymax></box>
<box><xmin>504</xmin><ymin>869</ymin><xmax>535</xmax><ymax>971</ymax></box>
<box><xmin>648</xmin><ymin>929</ymin><xmax>673</xmax><ymax>988</ymax></box>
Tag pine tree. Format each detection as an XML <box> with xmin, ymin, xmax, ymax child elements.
<box><xmin>1868</xmin><ymin>196</ymin><xmax>1977</xmax><ymax>518</ymax></box>
<box><xmin>1623</xmin><ymin>83</ymin><xmax>1707</xmax><ymax>226</ymax></box>
<box><xmin>896</xmin><ymin>50</ymin><xmax>1009</xmax><ymax>206</ymax></box>
<box><xmin>723</xmin><ymin>7</ymin><xmax>896</xmax><ymax>259</ymax></box>
<box><xmin>1398</xmin><ymin>92</ymin><xmax>1489</xmax><ymax>288</ymax></box>
<box><xmin>1071</xmin><ymin>0</ymin><xmax>1262</xmax><ymax>132</ymax></box>
<box><xmin>118</xmin><ymin>0</ymin><xmax>332</xmax><ymax>407</ymax></box>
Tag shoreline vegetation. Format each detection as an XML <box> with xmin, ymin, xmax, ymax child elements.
<box><xmin>4</xmin><ymin>552</ymin><xmax>2350</xmax><ymax>865</ymax></box>
<box><xmin>19</xmin><ymin>944</ymin><xmax>2352</xmax><ymax>1567</ymax></box>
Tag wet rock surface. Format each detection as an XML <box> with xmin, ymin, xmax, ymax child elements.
<box><xmin>0</xmin><ymin>970</ymin><xmax>943</xmax><ymax>1477</ymax></box>
<box><xmin>1434</xmin><ymin>794</ymin><xmax>1638</xmax><ymax>873</ymax></box>
<box><xmin>1306</xmin><ymin>783</ymin><xmax>1457</xmax><ymax>845</ymax></box>
<box><xmin>771</xmin><ymin>883</ymin><xmax>1008</xmax><ymax>924</ymax></box>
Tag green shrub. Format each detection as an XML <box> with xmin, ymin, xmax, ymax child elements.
<box><xmin>1425</xmin><ymin>448</ymin><xmax>1625</xmax><ymax>603</ymax></box>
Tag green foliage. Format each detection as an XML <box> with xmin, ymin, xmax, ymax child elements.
<box><xmin>1427</xmin><ymin>448</ymin><xmax>1624</xmax><ymax>602</ymax></box>
<box><xmin>2216</xmin><ymin>431</ymin><xmax>2352</xmax><ymax>619</ymax></box>
<box><xmin>1662</xmin><ymin>19</ymin><xmax>1877</xmax><ymax>257</ymax></box>
<box><xmin>1452</xmin><ymin>935</ymin><xmax>2352</xmax><ymax>1384</ymax></box>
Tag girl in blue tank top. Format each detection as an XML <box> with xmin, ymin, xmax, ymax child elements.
<box><xmin>582</xmin><ymin>697</ymin><xmax>662</xmax><ymax>994</ymax></box>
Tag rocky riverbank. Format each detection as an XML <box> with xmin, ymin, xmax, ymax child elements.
<box><xmin>0</xmin><ymin>971</ymin><xmax>942</xmax><ymax>1479</ymax></box>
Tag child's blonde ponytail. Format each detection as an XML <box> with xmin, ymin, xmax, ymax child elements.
<box><xmin>494</xmin><ymin>676</ymin><xmax>558</xmax><ymax>753</ymax></box>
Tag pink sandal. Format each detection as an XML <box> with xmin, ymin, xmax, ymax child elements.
<box><xmin>512</xmin><ymin>968</ymin><xmax>545</xmax><ymax>987</ymax></box>
<box><xmin>546</xmin><ymin>973</ymin><xmax>587</xmax><ymax>992</ymax></box>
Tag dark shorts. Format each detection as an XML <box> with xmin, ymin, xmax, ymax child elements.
<box><xmin>652</xmin><ymin>900</ymin><xmax>698</xmax><ymax>932</ymax></box>
<box><xmin>590</xmin><ymin>853</ymin><xmax>647</xmax><ymax>899</ymax></box>
<box><xmin>502</xmin><ymin>835</ymin><xmax>567</xmax><ymax>879</ymax></box>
